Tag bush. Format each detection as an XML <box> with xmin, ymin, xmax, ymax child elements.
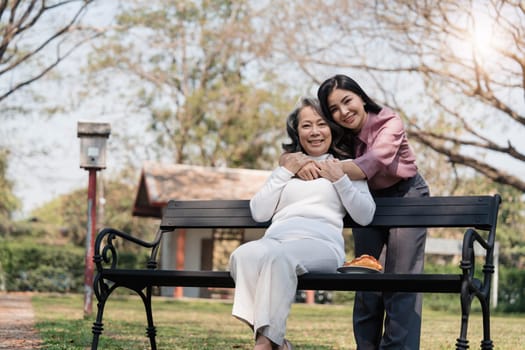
<box><xmin>0</xmin><ymin>240</ymin><xmax>85</xmax><ymax>292</ymax></box>
<box><xmin>16</xmin><ymin>265</ymin><xmax>78</xmax><ymax>292</ymax></box>
<box><xmin>0</xmin><ymin>240</ymin><xmax>149</xmax><ymax>293</ymax></box>
<box><xmin>423</xmin><ymin>263</ymin><xmax>525</xmax><ymax>313</ymax></box>
<box><xmin>496</xmin><ymin>266</ymin><xmax>525</xmax><ymax>313</ymax></box>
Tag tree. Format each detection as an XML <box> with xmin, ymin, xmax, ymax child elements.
<box><xmin>86</xmin><ymin>0</ymin><xmax>291</xmax><ymax>169</ymax></box>
<box><xmin>30</xmin><ymin>172</ymin><xmax>158</xmax><ymax>249</ymax></box>
<box><xmin>0</xmin><ymin>0</ymin><xmax>100</xmax><ymax>104</ymax></box>
<box><xmin>0</xmin><ymin>0</ymin><xmax>105</xmax><ymax>220</ymax></box>
<box><xmin>261</xmin><ymin>0</ymin><xmax>525</xmax><ymax>192</ymax></box>
<box><xmin>0</xmin><ymin>148</ymin><xmax>19</xmax><ymax>225</ymax></box>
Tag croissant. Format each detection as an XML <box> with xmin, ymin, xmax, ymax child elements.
<box><xmin>343</xmin><ymin>254</ymin><xmax>383</xmax><ymax>271</ymax></box>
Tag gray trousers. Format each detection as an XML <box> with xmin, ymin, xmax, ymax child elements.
<box><xmin>353</xmin><ymin>173</ymin><xmax>430</xmax><ymax>350</ymax></box>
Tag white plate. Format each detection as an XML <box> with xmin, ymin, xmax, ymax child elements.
<box><xmin>337</xmin><ymin>266</ymin><xmax>381</xmax><ymax>274</ymax></box>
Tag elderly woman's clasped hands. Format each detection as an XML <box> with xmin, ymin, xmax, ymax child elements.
<box><xmin>281</xmin><ymin>152</ymin><xmax>345</xmax><ymax>183</ymax></box>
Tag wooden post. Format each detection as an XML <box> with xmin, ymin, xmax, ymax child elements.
<box><xmin>77</xmin><ymin>122</ymin><xmax>110</xmax><ymax>317</ymax></box>
<box><xmin>305</xmin><ymin>290</ymin><xmax>315</xmax><ymax>304</ymax></box>
<box><xmin>84</xmin><ymin>169</ymin><xmax>97</xmax><ymax>316</ymax></box>
<box><xmin>174</xmin><ymin>229</ymin><xmax>186</xmax><ymax>298</ymax></box>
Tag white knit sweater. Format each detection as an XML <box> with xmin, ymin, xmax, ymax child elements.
<box><xmin>250</xmin><ymin>154</ymin><xmax>376</xmax><ymax>263</ymax></box>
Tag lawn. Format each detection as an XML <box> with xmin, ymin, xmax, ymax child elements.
<box><xmin>33</xmin><ymin>293</ymin><xmax>525</xmax><ymax>349</ymax></box>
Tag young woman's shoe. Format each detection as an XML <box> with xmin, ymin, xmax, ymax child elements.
<box><xmin>282</xmin><ymin>339</ymin><xmax>294</xmax><ymax>350</ymax></box>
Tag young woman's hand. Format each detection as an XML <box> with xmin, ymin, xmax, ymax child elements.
<box><xmin>280</xmin><ymin>152</ymin><xmax>313</xmax><ymax>175</ymax></box>
<box><xmin>318</xmin><ymin>159</ymin><xmax>345</xmax><ymax>182</ymax></box>
<box><xmin>295</xmin><ymin>162</ymin><xmax>321</xmax><ymax>180</ymax></box>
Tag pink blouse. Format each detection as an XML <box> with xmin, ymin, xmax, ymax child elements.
<box><xmin>353</xmin><ymin>107</ymin><xmax>418</xmax><ymax>190</ymax></box>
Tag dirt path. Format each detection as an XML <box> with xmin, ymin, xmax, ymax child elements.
<box><xmin>0</xmin><ymin>292</ymin><xmax>42</xmax><ymax>349</ymax></box>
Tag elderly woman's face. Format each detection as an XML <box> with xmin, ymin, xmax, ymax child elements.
<box><xmin>298</xmin><ymin>106</ymin><xmax>332</xmax><ymax>157</ymax></box>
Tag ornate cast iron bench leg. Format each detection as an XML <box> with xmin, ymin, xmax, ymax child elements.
<box><xmin>455</xmin><ymin>281</ymin><xmax>472</xmax><ymax>350</ymax></box>
<box><xmin>91</xmin><ymin>273</ymin><xmax>112</xmax><ymax>350</ymax></box>
<box><xmin>479</xmin><ymin>295</ymin><xmax>493</xmax><ymax>350</ymax></box>
<box><xmin>140</xmin><ymin>285</ymin><xmax>158</xmax><ymax>350</ymax></box>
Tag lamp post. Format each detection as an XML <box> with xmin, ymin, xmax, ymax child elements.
<box><xmin>77</xmin><ymin>122</ymin><xmax>111</xmax><ymax>317</ymax></box>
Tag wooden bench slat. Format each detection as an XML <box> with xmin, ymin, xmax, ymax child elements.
<box><xmin>161</xmin><ymin>196</ymin><xmax>499</xmax><ymax>230</ymax></box>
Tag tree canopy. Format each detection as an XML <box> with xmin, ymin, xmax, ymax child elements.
<box><xmin>80</xmin><ymin>0</ymin><xmax>525</xmax><ymax>191</ymax></box>
<box><xmin>86</xmin><ymin>0</ymin><xmax>290</xmax><ymax>169</ymax></box>
<box><xmin>261</xmin><ymin>0</ymin><xmax>525</xmax><ymax>191</ymax></box>
<box><xmin>0</xmin><ymin>148</ymin><xmax>19</xmax><ymax>222</ymax></box>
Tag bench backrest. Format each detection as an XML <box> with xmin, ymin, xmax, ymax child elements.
<box><xmin>160</xmin><ymin>195</ymin><xmax>501</xmax><ymax>233</ymax></box>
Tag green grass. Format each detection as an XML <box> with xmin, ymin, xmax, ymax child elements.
<box><xmin>33</xmin><ymin>293</ymin><xmax>525</xmax><ymax>349</ymax></box>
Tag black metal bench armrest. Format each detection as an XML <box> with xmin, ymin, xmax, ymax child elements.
<box><xmin>93</xmin><ymin>227</ymin><xmax>165</xmax><ymax>271</ymax></box>
<box><xmin>460</xmin><ymin>228</ymin><xmax>495</xmax><ymax>299</ymax></box>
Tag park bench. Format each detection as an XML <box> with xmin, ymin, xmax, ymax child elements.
<box><xmin>91</xmin><ymin>194</ymin><xmax>501</xmax><ymax>350</ymax></box>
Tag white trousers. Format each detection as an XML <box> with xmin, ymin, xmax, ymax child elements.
<box><xmin>229</xmin><ymin>237</ymin><xmax>340</xmax><ymax>346</ymax></box>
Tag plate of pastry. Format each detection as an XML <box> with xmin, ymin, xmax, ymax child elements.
<box><xmin>337</xmin><ymin>254</ymin><xmax>382</xmax><ymax>273</ymax></box>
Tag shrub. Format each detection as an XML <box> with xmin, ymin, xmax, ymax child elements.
<box><xmin>423</xmin><ymin>263</ymin><xmax>525</xmax><ymax>313</ymax></box>
<box><xmin>496</xmin><ymin>267</ymin><xmax>525</xmax><ymax>313</ymax></box>
<box><xmin>0</xmin><ymin>241</ymin><xmax>84</xmax><ymax>292</ymax></box>
<box><xmin>0</xmin><ymin>240</ymin><xmax>149</xmax><ymax>293</ymax></box>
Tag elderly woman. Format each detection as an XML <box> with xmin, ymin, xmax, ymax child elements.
<box><xmin>229</xmin><ymin>97</ymin><xmax>376</xmax><ymax>350</ymax></box>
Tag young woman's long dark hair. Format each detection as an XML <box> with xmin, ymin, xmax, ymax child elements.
<box><xmin>281</xmin><ymin>97</ymin><xmax>348</xmax><ymax>159</ymax></box>
<box><xmin>317</xmin><ymin>75</ymin><xmax>383</xmax><ymax>158</ymax></box>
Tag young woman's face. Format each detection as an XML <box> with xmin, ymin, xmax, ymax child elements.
<box><xmin>298</xmin><ymin>106</ymin><xmax>332</xmax><ymax>157</ymax></box>
<box><xmin>327</xmin><ymin>88</ymin><xmax>367</xmax><ymax>131</ymax></box>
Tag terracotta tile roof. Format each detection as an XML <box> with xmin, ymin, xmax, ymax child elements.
<box><xmin>132</xmin><ymin>161</ymin><xmax>271</xmax><ymax>218</ymax></box>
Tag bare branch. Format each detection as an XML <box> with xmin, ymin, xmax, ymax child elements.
<box><xmin>1</xmin><ymin>1</ymin><xmax>92</xmax><ymax>75</ymax></box>
<box><xmin>0</xmin><ymin>29</ymin><xmax>102</xmax><ymax>101</ymax></box>
<box><xmin>409</xmin><ymin>129</ymin><xmax>525</xmax><ymax>191</ymax></box>
<box><xmin>0</xmin><ymin>0</ymin><xmax>97</xmax><ymax>102</ymax></box>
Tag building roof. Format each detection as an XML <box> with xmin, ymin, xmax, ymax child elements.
<box><xmin>132</xmin><ymin>162</ymin><xmax>271</xmax><ymax>218</ymax></box>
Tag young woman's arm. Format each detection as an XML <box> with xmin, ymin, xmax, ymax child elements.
<box><xmin>340</xmin><ymin>160</ymin><xmax>367</xmax><ymax>181</ymax></box>
<box><xmin>280</xmin><ymin>153</ymin><xmax>367</xmax><ymax>181</ymax></box>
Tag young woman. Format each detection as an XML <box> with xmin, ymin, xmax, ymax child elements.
<box><xmin>229</xmin><ymin>97</ymin><xmax>376</xmax><ymax>350</ymax></box>
<box><xmin>316</xmin><ymin>74</ymin><xmax>430</xmax><ymax>350</ymax></box>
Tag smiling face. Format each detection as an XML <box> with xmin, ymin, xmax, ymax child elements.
<box><xmin>297</xmin><ymin>106</ymin><xmax>332</xmax><ymax>157</ymax></box>
<box><xmin>327</xmin><ymin>88</ymin><xmax>368</xmax><ymax>132</ymax></box>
